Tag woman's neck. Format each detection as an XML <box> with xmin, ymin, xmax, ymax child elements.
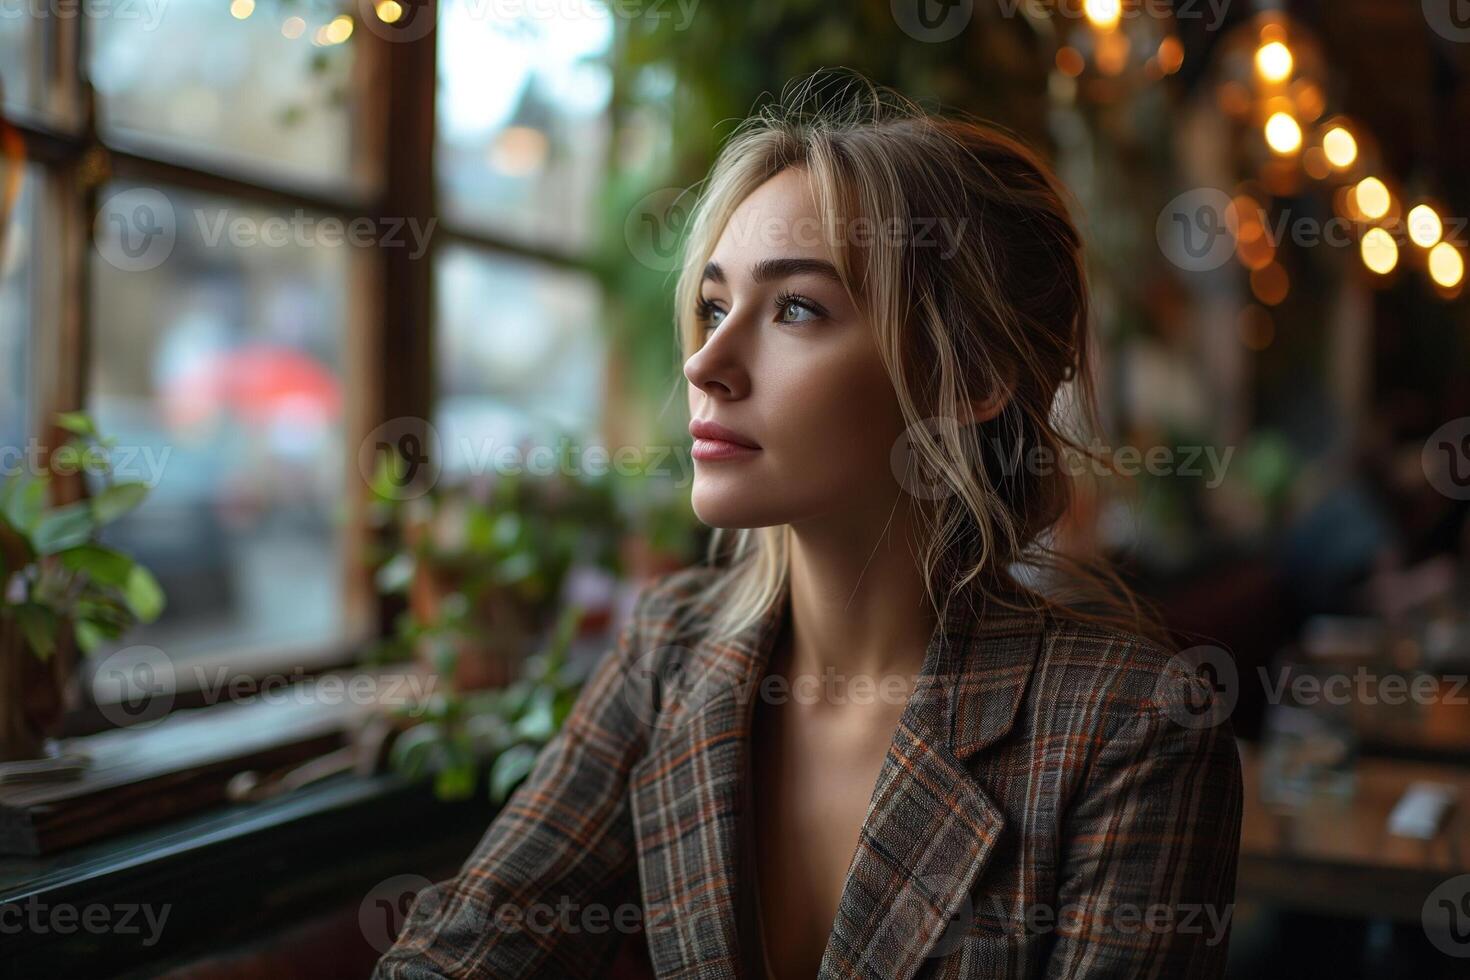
<box><xmin>784</xmin><ymin>500</ymin><xmax>938</xmax><ymax>685</ymax></box>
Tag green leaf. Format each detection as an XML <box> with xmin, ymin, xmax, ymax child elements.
<box><xmin>75</xmin><ymin>619</ymin><xmax>108</xmax><ymax>655</ymax></box>
<box><xmin>488</xmin><ymin>744</ymin><xmax>538</xmax><ymax>805</ymax></box>
<box><xmin>54</xmin><ymin>411</ymin><xmax>96</xmax><ymax>438</ymax></box>
<box><xmin>123</xmin><ymin>565</ymin><xmax>165</xmax><ymax>622</ymax></box>
<box><xmin>32</xmin><ymin>502</ymin><xmax>95</xmax><ymax>555</ymax></box>
<box><xmin>0</xmin><ymin>472</ymin><xmax>48</xmax><ymax>535</ymax></box>
<box><xmin>92</xmin><ymin>482</ymin><xmax>149</xmax><ymax>525</ymax></box>
<box><xmin>11</xmin><ymin>603</ymin><xmax>57</xmax><ymax>660</ymax></box>
<box><xmin>59</xmin><ymin>544</ymin><xmax>135</xmax><ymax>587</ymax></box>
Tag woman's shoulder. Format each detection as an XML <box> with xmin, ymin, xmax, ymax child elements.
<box><xmin>1034</xmin><ymin>612</ymin><xmax>1228</xmax><ymax>731</ymax></box>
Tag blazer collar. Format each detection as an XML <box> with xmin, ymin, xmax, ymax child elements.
<box><xmin>628</xmin><ymin>576</ymin><xmax>1048</xmax><ymax>979</ymax></box>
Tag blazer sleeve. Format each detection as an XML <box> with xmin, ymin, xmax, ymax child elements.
<box><xmin>1041</xmin><ymin>655</ymin><xmax>1243</xmax><ymax>979</ymax></box>
<box><xmin>372</xmin><ymin>588</ymin><xmax>657</xmax><ymax>980</ymax></box>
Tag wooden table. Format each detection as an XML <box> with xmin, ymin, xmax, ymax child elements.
<box><xmin>1237</xmin><ymin>740</ymin><xmax>1470</xmax><ymax>922</ymax></box>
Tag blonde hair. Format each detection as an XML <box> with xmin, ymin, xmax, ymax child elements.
<box><xmin>671</xmin><ymin>69</ymin><xmax>1167</xmax><ymax>647</ymax></box>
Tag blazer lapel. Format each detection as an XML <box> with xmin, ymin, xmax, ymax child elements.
<box><xmin>817</xmin><ymin>588</ymin><xmax>1047</xmax><ymax>980</ymax></box>
<box><xmin>628</xmin><ymin>597</ymin><xmax>787</xmax><ymax>979</ymax></box>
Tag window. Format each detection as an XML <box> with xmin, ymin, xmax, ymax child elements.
<box><xmin>435</xmin><ymin>0</ymin><xmax>613</xmax><ymax>252</ymax></box>
<box><xmin>89</xmin><ymin>184</ymin><xmax>351</xmax><ymax>658</ymax></box>
<box><xmin>436</xmin><ymin>246</ymin><xmax>605</xmax><ymax>476</ymax></box>
<box><xmin>89</xmin><ymin>0</ymin><xmax>361</xmax><ymax>186</ymax></box>
<box><xmin>1</xmin><ymin>5</ymin><xmax>623</xmax><ymax>719</ymax></box>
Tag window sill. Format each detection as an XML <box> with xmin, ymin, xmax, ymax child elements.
<box><xmin>0</xmin><ymin>767</ymin><xmax>496</xmax><ymax>978</ymax></box>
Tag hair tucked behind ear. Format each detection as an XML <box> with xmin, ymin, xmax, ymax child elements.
<box><xmin>671</xmin><ymin>67</ymin><xmax>1170</xmax><ymax>648</ymax></box>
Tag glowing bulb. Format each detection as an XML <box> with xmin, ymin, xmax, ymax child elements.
<box><xmin>1429</xmin><ymin>242</ymin><xmax>1464</xmax><ymax>288</ymax></box>
<box><xmin>1264</xmin><ymin>113</ymin><xmax>1302</xmax><ymax>155</ymax></box>
<box><xmin>281</xmin><ymin>15</ymin><xmax>305</xmax><ymax>38</ymax></box>
<box><xmin>1322</xmin><ymin>127</ymin><xmax>1357</xmax><ymax>169</ymax></box>
<box><xmin>1407</xmin><ymin>205</ymin><xmax>1443</xmax><ymax>248</ymax></box>
<box><xmin>375</xmin><ymin>0</ymin><xmax>403</xmax><ymax>24</ymax></box>
<box><xmin>1354</xmin><ymin>177</ymin><xmax>1391</xmax><ymax>220</ymax></box>
<box><xmin>324</xmin><ymin>14</ymin><xmax>353</xmax><ymax>43</ymax></box>
<box><xmin>229</xmin><ymin>0</ymin><xmax>254</xmax><ymax>19</ymax></box>
<box><xmin>1083</xmin><ymin>0</ymin><xmax>1122</xmax><ymax>30</ymax></box>
<box><xmin>1361</xmin><ymin>227</ymin><xmax>1398</xmax><ymax>275</ymax></box>
<box><xmin>1255</xmin><ymin>41</ymin><xmax>1294</xmax><ymax>83</ymax></box>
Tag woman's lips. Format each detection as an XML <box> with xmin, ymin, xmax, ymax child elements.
<box><xmin>689</xmin><ymin>418</ymin><xmax>761</xmax><ymax>462</ymax></box>
<box><xmin>691</xmin><ymin>438</ymin><xmax>761</xmax><ymax>461</ymax></box>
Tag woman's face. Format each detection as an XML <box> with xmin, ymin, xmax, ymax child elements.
<box><xmin>684</xmin><ymin>167</ymin><xmax>909</xmax><ymax>531</ymax></box>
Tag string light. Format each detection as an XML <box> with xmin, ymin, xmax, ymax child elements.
<box><xmin>1083</xmin><ymin>0</ymin><xmax>1122</xmax><ymax>30</ymax></box>
<box><xmin>1428</xmin><ymin>242</ymin><xmax>1465</xmax><ymax>289</ymax></box>
<box><xmin>375</xmin><ymin>0</ymin><xmax>403</xmax><ymax>23</ymax></box>
<box><xmin>229</xmin><ymin>0</ymin><xmax>253</xmax><ymax>19</ymax></box>
<box><xmin>1360</xmin><ymin>227</ymin><xmax>1398</xmax><ymax>275</ymax></box>
<box><xmin>1353</xmin><ymin>177</ymin><xmax>1391</xmax><ymax>221</ymax></box>
<box><xmin>281</xmin><ymin>15</ymin><xmax>305</xmax><ymax>38</ymax></box>
<box><xmin>1264</xmin><ymin>112</ymin><xmax>1302</xmax><ymax>154</ymax></box>
<box><xmin>1255</xmin><ymin>41</ymin><xmax>1294</xmax><ymax>83</ymax></box>
<box><xmin>1407</xmin><ymin>205</ymin><xmax>1443</xmax><ymax>249</ymax></box>
<box><xmin>1322</xmin><ymin>126</ymin><xmax>1357</xmax><ymax>169</ymax></box>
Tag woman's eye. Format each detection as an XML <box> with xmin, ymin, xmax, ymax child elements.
<box><xmin>776</xmin><ymin>297</ymin><xmax>823</xmax><ymax>323</ymax></box>
<box><xmin>697</xmin><ymin>299</ymin><xmax>726</xmax><ymax>330</ymax></box>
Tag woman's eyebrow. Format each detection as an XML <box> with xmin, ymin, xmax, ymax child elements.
<box><xmin>702</xmin><ymin>258</ymin><xmax>843</xmax><ymax>286</ymax></box>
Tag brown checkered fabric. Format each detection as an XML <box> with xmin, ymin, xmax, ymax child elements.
<box><xmin>373</xmin><ymin>563</ymin><xmax>1241</xmax><ymax>979</ymax></box>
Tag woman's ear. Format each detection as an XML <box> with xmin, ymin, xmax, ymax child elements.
<box><xmin>962</xmin><ymin>363</ymin><xmax>1017</xmax><ymax>426</ymax></box>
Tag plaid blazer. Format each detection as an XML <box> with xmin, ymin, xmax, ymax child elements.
<box><xmin>373</xmin><ymin>564</ymin><xmax>1242</xmax><ymax>979</ymax></box>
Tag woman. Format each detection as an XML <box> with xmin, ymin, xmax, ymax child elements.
<box><xmin>375</xmin><ymin>71</ymin><xmax>1242</xmax><ymax>980</ymax></box>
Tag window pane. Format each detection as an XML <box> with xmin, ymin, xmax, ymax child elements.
<box><xmin>88</xmin><ymin>183</ymin><xmax>351</xmax><ymax>660</ymax></box>
<box><xmin>0</xmin><ymin>164</ymin><xmax>34</xmax><ymax>453</ymax></box>
<box><xmin>436</xmin><ymin>0</ymin><xmax>612</xmax><ymax>251</ymax></box>
<box><xmin>435</xmin><ymin>245</ymin><xmax>605</xmax><ymax>476</ymax></box>
<box><xmin>88</xmin><ymin>0</ymin><xmax>356</xmax><ymax>186</ymax></box>
<box><xmin>0</xmin><ymin>15</ymin><xmax>34</xmax><ymax>115</ymax></box>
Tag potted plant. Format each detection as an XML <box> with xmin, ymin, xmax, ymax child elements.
<box><xmin>366</xmin><ymin>438</ymin><xmax>625</xmax><ymax>692</ymax></box>
<box><xmin>0</xmin><ymin>412</ymin><xmax>165</xmax><ymax>765</ymax></box>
